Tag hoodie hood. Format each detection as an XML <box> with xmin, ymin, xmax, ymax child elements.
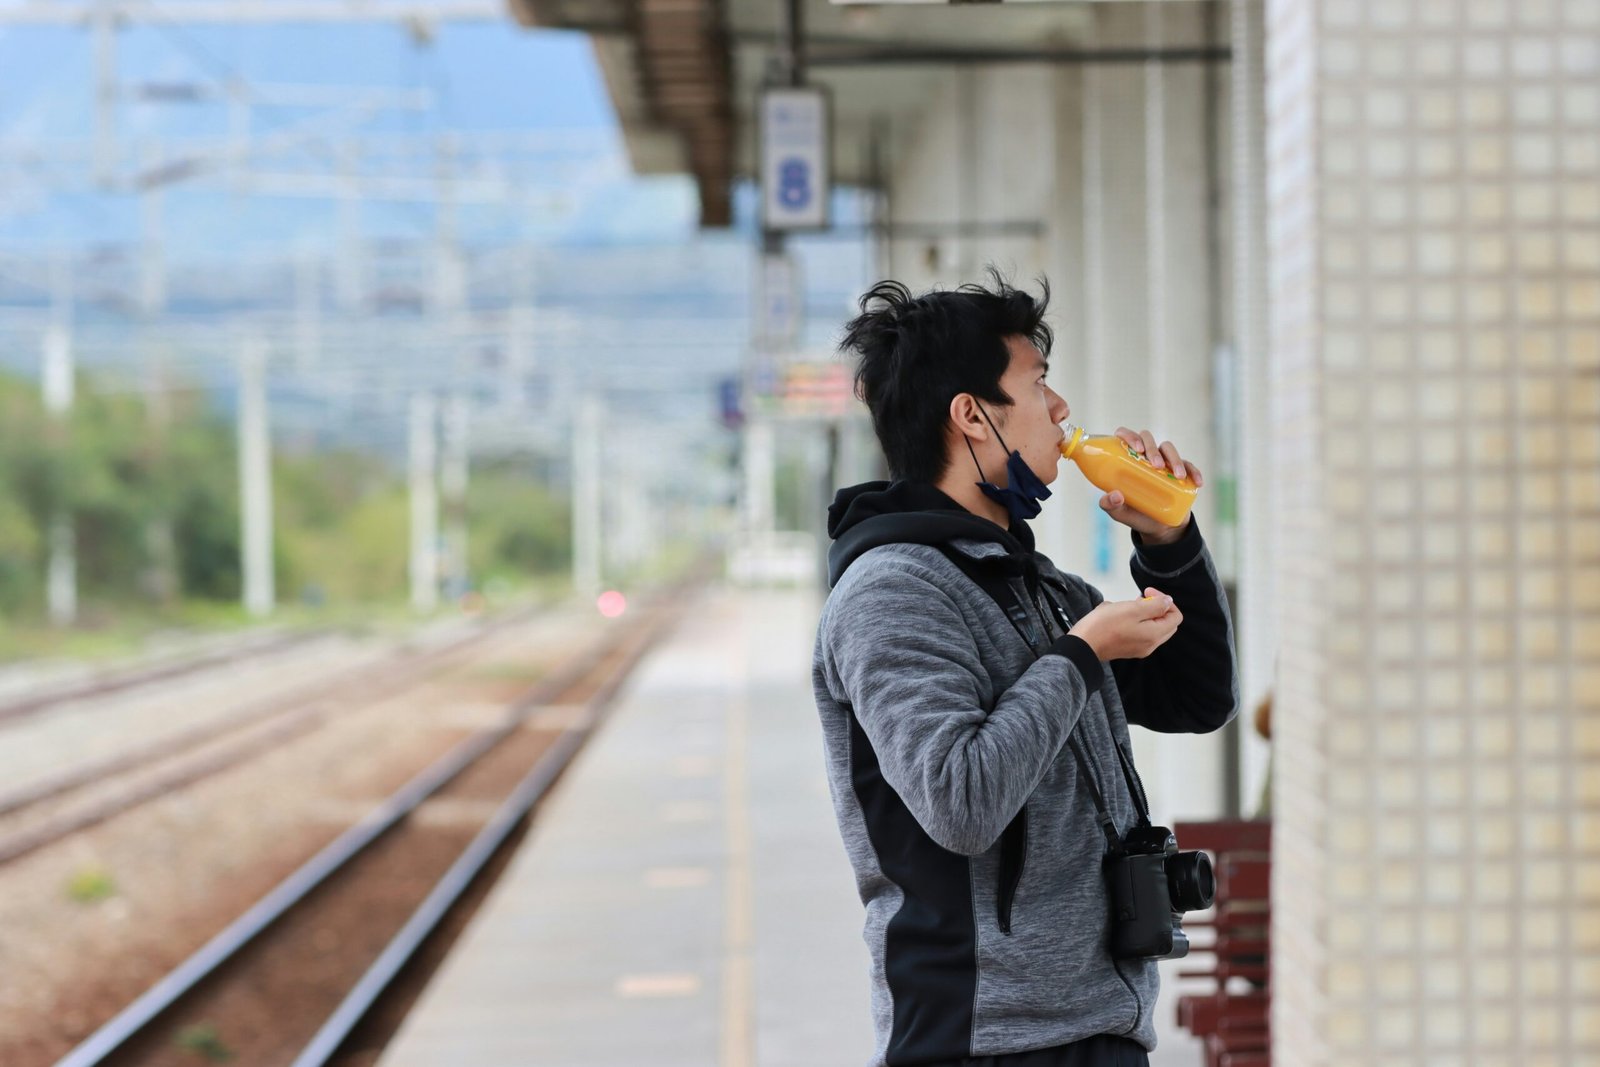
<box><xmin>826</xmin><ymin>480</ymin><xmax>1036</xmax><ymax>588</ymax></box>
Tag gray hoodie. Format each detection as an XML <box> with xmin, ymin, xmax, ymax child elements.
<box><xmin>812</xmin><ymin>481</ymin><xmax>1237</xmax><ymax>1066</ymax></box>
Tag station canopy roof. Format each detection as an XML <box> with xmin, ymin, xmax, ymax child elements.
<box><xmin>510</xmin><ymin>0</ymin><xmax>1095</xmax><ymax>226</ymax></box>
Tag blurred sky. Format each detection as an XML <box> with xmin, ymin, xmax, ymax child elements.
<box><xmin>0</xmin><ymin>20</ymin><xmax>708</xmax><ymax>251</ymax></box>
<box><xmin>0</xmin><ymin>16</ymin><xmax>876</xmax><ymax>461</ymax></box>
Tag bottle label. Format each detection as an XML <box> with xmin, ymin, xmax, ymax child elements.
<box><xmin>1125</xmin><ymin>442</ymin><xmax>1182</xmax><ymax>482</ymax></box>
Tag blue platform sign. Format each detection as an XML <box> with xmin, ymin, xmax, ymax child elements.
<box><xmin>1095</xmin><ymin>506</ymin><xmax>1114</xmax><ymax>574</ymax></box>
<box><xmin>717</xmin><ymin>376</ymin><xmax>744</xmax><ymax>430</ymax></box>
<box><xmin>761</xmin><ymin>87</ymin><xmax>830</xmax><ymax>232</ymax></box>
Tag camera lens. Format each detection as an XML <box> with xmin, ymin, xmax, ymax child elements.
<box><xmin>1164</xmin><ymin>850</ymin><xmax>1215</xmax><ymax>913</ymax></box>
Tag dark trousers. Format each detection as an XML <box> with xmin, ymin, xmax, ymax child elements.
<box><xmin>927</xmin><ymin>1034</ymin><xmax>1151</xmax><ymax>1067</ymax></box>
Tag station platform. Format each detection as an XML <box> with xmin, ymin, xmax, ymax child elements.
<box><xmin>378</xmin><ymin>586</ymin><xmax>1205</xmax><ymax>1067</ymax></box>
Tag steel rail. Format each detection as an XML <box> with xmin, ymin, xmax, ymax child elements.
<box><xmin>0</xmin><ymin>628</ymin><xmax>321</xmax><ymax>726</ymax></box>
<box><xmin>50</xmin><ymin>722</ymin><xmax>517</xmax><ymax>1067</ymax></box>
<box><xmin>0</xmin><ymin>703</ymin><xmax>329</xmax><ymax>865</ymax></box>
<box><xmin>49</xmin><ymin>596</ymin><xmax>673</xmax><ymax>1067</ymax></box>
<box><xmin>0</xmin><ymin>606</ymin><xmax>538</xmax><ymax>865</ymax></box>
<box><xmin>292</xmin><ymin>604</ymin><xmax>667</xmax><ymax>1066</ymax></box>
<box><xmin>291</xmin><ymin>725</ymin><xmax>586</xmax><ymax>1067</ymax></box>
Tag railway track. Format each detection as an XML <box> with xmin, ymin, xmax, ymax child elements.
<box><xmin>0</xmin><ymin>628</ymin><xmax>328</xmax><ymax>727</ymax></box>
<box><xmin>49</xmin><ymin>584</ymin><xmax>690</xmax><ymax>1067</ymax></box>
<box><xmin>0</xmin><ymin>606</ymin><xmax>539</xmax><ymax>868</ymax></box>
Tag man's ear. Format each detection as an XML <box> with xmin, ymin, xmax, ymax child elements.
<box><xmin>948</xmin><ymin>393</ymin><xmax>990</xmax><ymax>444</ymax></box>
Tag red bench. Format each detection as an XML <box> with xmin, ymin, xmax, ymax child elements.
<box><xmin>1173</xmin><ymin>820</ymin><xmax>1272</xmax><ymax>1067</ymax></box>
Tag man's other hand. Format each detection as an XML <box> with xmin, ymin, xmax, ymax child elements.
<box><xmin>1070</xmin><ymin>588</ymin><xmax>1182</xmax><ymax>661</ymax></box>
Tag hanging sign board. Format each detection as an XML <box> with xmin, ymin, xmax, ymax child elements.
<box><xmin>760</xmin><ymin>86</ymin><xmax>831</xmax><ymax>232</ymax></box>
<box><xmin>754</xmin><ymin>250</ymin><xmax>801</xmax><ymax>351</ymax></box>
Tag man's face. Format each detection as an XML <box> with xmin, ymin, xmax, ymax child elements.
<box><xmin>985</xmin><ymin>335</ymin><xmax>1071</xmax><ymax>486</ymax></box>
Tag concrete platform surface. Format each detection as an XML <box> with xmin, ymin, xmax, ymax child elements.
<box><xmin>378</xmin><ymin>586</ymin><xmax>1205</xmax><ymax>1067</ymax></box>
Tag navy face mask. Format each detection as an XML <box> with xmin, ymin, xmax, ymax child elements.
<box><xmin>965</xmin><ymin>403</ymin><xmax>1051</xmax><ymax>524</ymax></box>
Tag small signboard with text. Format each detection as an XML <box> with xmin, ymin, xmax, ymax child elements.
<box><xmin>778</xmin><ymin>360</ymin><xmax>854</xmax><ymax>418</ymax></box>
<box><xmin>754</xmin><ymin>251</ymin><xmax>801</xmax><ymax>351</ymax></box>
<box><xmin>746</xmin><ymin>358</ymin><xmax>855</xmax><ymax>421</ymax></box>
<box><xmin>760</xmin><ymin>87</ymin><xmax>831</xmax><ymax>232</ymax></box>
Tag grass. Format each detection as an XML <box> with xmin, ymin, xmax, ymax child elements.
<box><xmin>0</xmin><ymin>545</ymin><xmax>701</xmax><ymax>670</ymax></box>
<box><xmin>174</xmin><ymin>1022</ymin><xmax>234</xmax><ymax>1062</ymax></box>
<box><xmin>64</xmin><ymin>867</ymin><xmax>117</xmax><ymax>904</ymax></box>
<box><xmin>0</xmin><ymin>574</ymin><xmax>572</xmax><ymax>666</ymax></box>
<box><xmin>0</xmin><ymin>600</ymin><xmax>269</xmax><ymax>665</ymax></box>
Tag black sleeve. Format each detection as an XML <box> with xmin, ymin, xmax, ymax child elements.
<box><xmin>1045</xmin><ymin>633</ymin><xmax>1105</xmax><ymax>693</ymax></box>
<box><xmin>1109</xmin><ymin>519</ymin><xmax>1239</xmax><ymax>734</ymax></box>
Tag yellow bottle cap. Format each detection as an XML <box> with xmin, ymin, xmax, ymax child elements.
<box><xmin>1059</xmin><ymin>424</ymin><xmax>1084</xmax><ymax>459</ymax></box>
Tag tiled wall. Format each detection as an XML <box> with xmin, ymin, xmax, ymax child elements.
<box><xmin>1265</xmin><ymin>1</ymin><xmax>1600</xmax><ymax>1064</ymax></box>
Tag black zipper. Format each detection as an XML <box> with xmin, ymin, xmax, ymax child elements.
<box><xmin>995</xmin><ymin>806</ymin><xmax>1028</xmax><ymax>934</ymax></box>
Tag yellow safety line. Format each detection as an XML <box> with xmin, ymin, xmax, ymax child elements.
<box><xmin>720</xmin><ymin>610</ymin><xmax>755</xmax><ymax>1067</ymax></box>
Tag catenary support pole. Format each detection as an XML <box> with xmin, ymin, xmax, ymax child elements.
<box><xmin>409</xmin><ymin>392</ymin><xmax>439</xmax><ymax>613</ymax></box>
<box><xmin>571</xmin><ymin>392</ymin><xmax>602</xmax><ymax>601</ymax></box>
<box><xmin>238</xmin><ymin>340</ymin><xmax>275</xmax><ymax>617</ymax></box>
<box><xmin>42</xmin><ymin>322</ymin><xmax>76</xmax><ymax>626</ymax></box>
<box><xmin>441</xmin><ymin>393</ymin><xmax>469</xmax><ymax>601</ymax></box>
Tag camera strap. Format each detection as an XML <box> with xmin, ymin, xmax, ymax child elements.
<box><xmin>934</xmin><ymin>545</ymin><xmax>1153</xmax><ymax>853</ymax></box>
<box><xmin>1068</xmin><ymin>734</ymin><xmax>1125</xmax><ymax>855</ymax></box>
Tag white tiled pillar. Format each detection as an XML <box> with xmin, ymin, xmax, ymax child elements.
<box><xmin>1230</xmin><ymin>0</ymin><xmax>1274</xmax><ymax>812</ymax></box>
<box><xmin>1264</xmin><ymin>1</ymin><xmax>1600</xmax><ymax>1063</ymax></box>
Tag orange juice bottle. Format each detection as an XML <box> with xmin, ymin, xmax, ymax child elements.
<box><xmin>1058</xmin><ymin>425</ymin><xmax>1198</xmax><ymax>527</ymax></box>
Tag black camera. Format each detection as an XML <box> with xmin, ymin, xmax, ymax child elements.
<box><xmin>1104</xmin><ymin>824</ymin><xmax>1214</xmax><ymax>960</ymax></box>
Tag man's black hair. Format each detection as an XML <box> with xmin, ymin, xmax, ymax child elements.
<box><xmin>839</xmin><ymin>268</ymin><xmax>1053</xmax><ymax>485</ymax></box>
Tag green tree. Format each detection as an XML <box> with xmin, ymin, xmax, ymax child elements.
<box><xmin>468</xmin><ymin>462</ymin><xmax>572</xmax><ymax>588</ymax></box>
<box><xmin>0</xmin><ymin>369</ymin><xmax>577</xmax><ymax>624</ymax></box>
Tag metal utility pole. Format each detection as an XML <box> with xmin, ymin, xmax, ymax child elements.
<box><xmin>571</xmin><ymin>392</ymin><xmax>602</xmax><ymax>601</ymax></box>
<box><xmin>337</xmin><ymin>141</ymin><xmax>365</xmax><ymax>312</ymax></box>
<box><xmin>139</xmin><ymin>163</ymin><xmax>167</xmax><ymax>319</ymax></box>
<box><xmin>502</xmin><ymin>302</ymin><xmax>533</xmax><ymax>415</ymax></box>
<box><xmin>92</xmin><ymin>0</ymin><xmax>119</xmax><ymax>187</ymax></box>
<box><xmin>430</xmin><ymin>135</ymin><xmax>467</xmax><ymax>606</ymax></box>
<box><xmin>138</xmin><ymin>160</ymin><xmax>169</xmax><ymax>408</ymax></box>
<box><xmin>780</xmin><ymin>0</ymin><xmax>805</xmax><ymax>88</ymax></box>
<box><xmin>433</xmin><ymin>132</ymin><xmax>467</xmax><ymax>318</ymax></box>
<box><xmin>227</xmin><ymin>78</ymin><xmax>251</xmax><ymax>193</ymax></box>
<box><xmin>42</xmin><ymin>321</ymin><xmax>76</xmax><ymax>627</ymax></box>
<box><xmin>741</xmin><ymin>418</ymin><xmax>776</xmax><ymax>538</ymax></box>
<box><xmin>140</xmin><ymin>161</ymin><xmax>177</xmax><ymax>601</ymax></box>
<box><xmin>237</xmin><ymin>340</ymin><xmax>275</xmax><ymax>617</ymax></box>
<box><xmin>294</xmin><ymin>242</ymin><xmax>321</xmax><ymax>372</ymax></box>
<box><xmin>409</xmin><ymin>392</ymin><xmax>440</xmax><ymax>613</ymax></box>
<box><xmin>441</xmin><ymin>393</ymin><xmax>470</xmax><ymax>601</ymax></box>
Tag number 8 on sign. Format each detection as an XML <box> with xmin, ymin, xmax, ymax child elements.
<box><xmin>778</xmin><ymin>157</ymin><xmax>812</xmax><ymax>209</ymax></box>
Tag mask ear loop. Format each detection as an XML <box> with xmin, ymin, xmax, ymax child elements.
<box><xmin>963</xmin><ymin>434</ymin><xmax>990</xmax><ymax>485</ymax></box>
<box><xmin>975</xmin><ymin>401</ymin><xmax>1014</xmax><ymax>456</ymax></box>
